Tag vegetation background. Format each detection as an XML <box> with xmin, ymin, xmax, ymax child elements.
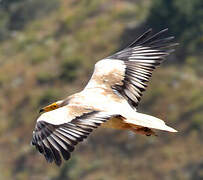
<box><xmin>0</xmin><ymin>0</ymin><xmax>202</xmax><ymax>179</ymax></box>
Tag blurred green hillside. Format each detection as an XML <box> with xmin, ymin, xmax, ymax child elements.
<box><xmin>0</xmin><ymin>0</ymin><xmax>203</xmax><ymax>179</ymax></box>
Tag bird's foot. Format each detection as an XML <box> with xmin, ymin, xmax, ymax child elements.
<box><xmin>132</xmin><ymin>127</ymin><xmax>157</xmax><ymax>136</ymax></box>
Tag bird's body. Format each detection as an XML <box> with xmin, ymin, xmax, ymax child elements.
<box><xmin>31</xmin><ymin>29</ymin><xmax>178</xmax><ymax>166</ymax></box>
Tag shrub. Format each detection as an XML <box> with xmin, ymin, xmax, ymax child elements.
<box><xmin>59</xmin><ymin>56</ymin><xmax>82</xmax><ymax>82</ymax></box>
<box><xmin>146</xmin><ymin>0</ymin><xmax>203</xmax><ymax>60</ymax></box>
<box><xmin>0</xmin><ymin>0</ymin><xmax>59</xmax><ymax>40</ymax></box>
<box><xmin>38</xmin><ymin>89</ymin><xmax>61</xmax><ymax>107</ymax></box>
<box><xmin>36</xmin><ymin>72</ymin><xmax>56</xmax><ymax>85</ymax></box>
<box><xmin>29</xmin><ymin>46</ymin><xmax>50</xmax><ymax>64</ymax></box>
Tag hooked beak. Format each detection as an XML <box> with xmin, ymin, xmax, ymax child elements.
<box><xmin>39</xmin><ymin>102</ymin><xmax>59</xmax><ymax>113</ymax></box>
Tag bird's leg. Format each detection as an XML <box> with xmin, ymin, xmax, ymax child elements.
<box><xmin>131</xmin><ymin>127</ymin><xmax>157</xmax><ymax>136</ymax></box>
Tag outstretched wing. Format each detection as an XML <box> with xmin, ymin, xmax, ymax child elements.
<box><xmin>31</xmin><ymin>106</ymin><xmax>116</xmax><ymax>166</ymax></box>
<box><xmin>86</xmin><ymin>28</ymin><xmax>177</xmax><ymax>109</ymax></box>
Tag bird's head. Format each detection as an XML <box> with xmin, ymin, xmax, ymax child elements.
<box><xmin>39</xmin><ymin>100</ymin><xmax>63</xmax><ymax>113</ymax></box>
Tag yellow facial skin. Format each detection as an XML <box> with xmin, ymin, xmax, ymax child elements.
<box><xmin>39</xmin><ymin>102</ymin><xmax>59</xmax><ymax>113</ymax></box>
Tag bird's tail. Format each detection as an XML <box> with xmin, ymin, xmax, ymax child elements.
<box><xmin>124</xmin><ymin>112</ymin><xmax>177</xmax><ymax>132</ymax></box>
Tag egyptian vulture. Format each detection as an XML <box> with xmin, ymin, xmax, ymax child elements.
<box><xmin>31</xmin><ymin>29</ymin><xmax>178</xmax><ymax>166</ymax></box>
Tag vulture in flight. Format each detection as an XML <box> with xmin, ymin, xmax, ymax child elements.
<box><xmin>31</xmin><ymin>28</ymin><xmax>178</xmax><ymax>166</ymax></box>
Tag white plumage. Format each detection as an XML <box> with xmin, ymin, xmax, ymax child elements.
<box><xmin>31</xmin><ymin>28</ymin><xmax>178</xmax><ymax>166</ymax></box>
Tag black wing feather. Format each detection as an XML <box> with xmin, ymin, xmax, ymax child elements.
<box><xmin>31</xmin><ymin>111</ymin><xmax>114</xmax><ymax>166</ymax></box>
<box><xmin>109</xmin><ymin>28</ymin><xmax>177</xmax><ymax>109</ymax></box>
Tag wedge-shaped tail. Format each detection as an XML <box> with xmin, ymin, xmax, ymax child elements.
<box><xmin>125</xmin><ymin>112</ymin><xmax>177</xmax><ymax>132</ymax></box>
